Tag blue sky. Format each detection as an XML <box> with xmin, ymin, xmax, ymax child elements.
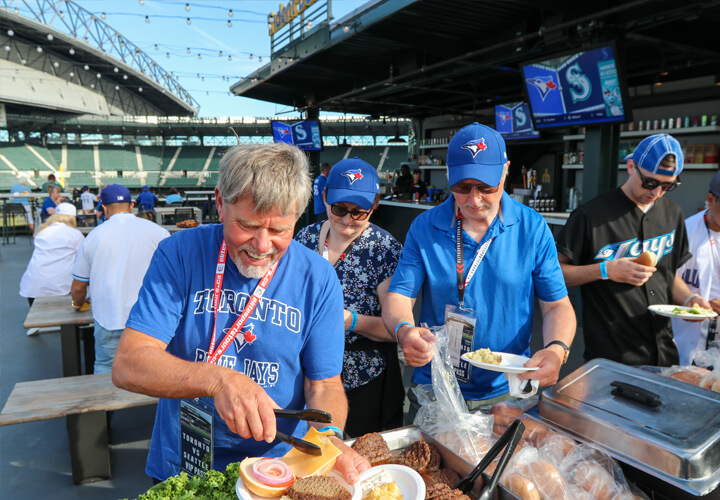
<box><xmin>73</xmin><ymin>0</ymin><xmax>366</xmax><ymax>117</ymax></box>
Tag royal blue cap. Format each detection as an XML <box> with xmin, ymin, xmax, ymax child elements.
<box><xmin>100</xmin><ymin>184</ymin><xmax>131</xmax><ymax>205</ymax></box>
<box><xmin>142</xmin><ymin>185</ymin><xmax>149</xmax><ymax>191</ymax></box>
<box><xmin>325</xmin><ymin>158</ymin><xmax>379</xmax><ymax>210</ymax></box>
<box><xmin>710</xmin><ymin>170</ymin><xmax>720</xmax><ymax>197</ymax></box>
<box><xmin>447</xmin><ymin>123</ymin><xmax>508</xmax><ymax>187</ymax></box>
<box><xmin>81</xmin><ymin>185</ymin><xmax>89</xmax><ymax>191</ymax></box>
<box><xmin>623</xmin><ymin>133</ymin><xmax>683</xmax><ymax>177</ymax></box>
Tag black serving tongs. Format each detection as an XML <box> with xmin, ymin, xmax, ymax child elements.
<box><xmin>453</xmin><ymin>419</ymin><xmax>525</xmax><ymax>498</ymax></box>
<box><xmin>273</xmin><ymin>408</ymin><xmax>332</xmax><ymax>456</ymax></box>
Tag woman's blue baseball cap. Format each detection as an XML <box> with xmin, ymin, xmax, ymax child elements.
<box><xmin>325</xmin><ymin>158</ymin><xmax>379</xmax><ymax>210</ymax></box>
<box><xmin>447</xmin><ymin>122</ymin><xmax>508</xmax><ymax>187</ymax></box>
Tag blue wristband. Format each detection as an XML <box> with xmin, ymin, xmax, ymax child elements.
<box><xmin>348</xmin><ymin>311</ymin><xmax>358</xmax><ymax>332</ymax></box>
<box><xmin>318</xmin><ymin>425</ymin><xmax>343</xmax><ymax>438</ymax></box>
<box><xmin>394</xmin><ymin>321</ymin><xmax>414</xmax><ymax>343</ymax></box>
<box><xmin>599</xmin><ymin>261</ymin><xmax>609</xmax><ymax>280</ymax></box>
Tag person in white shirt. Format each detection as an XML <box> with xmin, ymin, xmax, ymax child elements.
<box><xmin>71</xmin><ymin>184</ymin><xmax>170</xmax><ymax>373</ymax></box>
<box><xmin>80</xmin><ymin>185</ymin><xmax>97</xmax><ymax>214</ymax></box>
<box><xmin>674</xmin><ymin>171</ymin><xmax>720</xmax><ymax>365</ymax></box>
<box><xmin>19</xmin><ymin>203</ymin><xmax>84</xmax><ymax>336</ymax></box>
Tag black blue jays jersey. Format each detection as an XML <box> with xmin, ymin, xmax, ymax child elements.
<box><xmin>556</xmin><ymin>187</ymin><xmax>691</xmax><ymax>366</ymax></box>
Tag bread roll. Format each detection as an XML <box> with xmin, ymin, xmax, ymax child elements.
<box><xmin>670</xmin><ymin>369</ymin><xmax>707</xmax><ymax>387</ymax></box>
<box><xmin>503</xmin><ymin>473</ymin><xmax>540</xmax><ymax>500</ymax></box>
<box><xmin>490</xmin><ymin>402</ymin><xmax>524</xmax><ymax>426</ymax></box>
<box><xmin>239</xmin><ymin>457</ymin><xmax>294</xmax><ymax>498</ymax></box>
<box><xmin>712</xmin><ymin>379</ymin><xmax>720</xmax><ymax>393</ymax></box>
<box><xmin>525</xmin><ymin>461</ymin><xmax>570</xmax><ymax>500</ymax></box>
<box><xmin>635</xmin><ymin>251</ymin><xmax>658</xmax><ymax>267</ymax></box>
<box><xmin>571</xmin><ymin>462</ymin><xmax>617</xmax><ymax>500</ymax></box>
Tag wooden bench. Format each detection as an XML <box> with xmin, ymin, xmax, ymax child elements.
<box><xmin>0</xmin><ymin>373</ymin><xmax>157</xmax><ymax>484</ymax></box>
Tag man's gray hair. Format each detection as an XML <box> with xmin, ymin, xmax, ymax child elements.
<box><xmin>217</xmin><ymin>143</ymin><xmax>311</xmax><ymax>217</ymax></box>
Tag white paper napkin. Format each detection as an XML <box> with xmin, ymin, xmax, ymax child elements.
<box><xmin>505</xmin><ymin>373</ymin><xmax>539</xmax><ymax>398</ymax></box>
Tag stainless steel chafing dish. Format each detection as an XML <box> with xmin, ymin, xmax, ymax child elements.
<box><xmin>537</xmin><ymin>358</ymin><xmax>720</xmax><ymax>497</ymax></box>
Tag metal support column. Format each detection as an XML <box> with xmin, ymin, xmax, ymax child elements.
<box><xmin>582</xmin><ymin>124</ymin><xmax>619</xmax><ymax>202</ymax></box>
<box><xmin>66</xmin><ymin>411</ymin><xmax>111</xmax><ymax>484</ymax></box>
<box><xmin>60</xmin><ymin>323</ymin><xmax>82</xmax><ymax>377</ymax></box>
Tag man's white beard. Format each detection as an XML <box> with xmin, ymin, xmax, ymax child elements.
<box><xmin>233</xmin><ymin>244</ymin><xmax>278</xmax><ymax>279</ymax></box>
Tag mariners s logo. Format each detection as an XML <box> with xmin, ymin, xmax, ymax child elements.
<box><xmin>525</xmin><ymin>76</ymin><xmax>557</xmax><ymax>101</ymax></box>
<box><xmin>341</xmin><ymin>169</ymin><xmax>364</xmax><ymax>184</ymax></box>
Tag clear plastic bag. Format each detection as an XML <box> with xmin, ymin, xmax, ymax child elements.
<box><xmin>412</xmin><ymin>325</ymin><xmax>493</xmax><ymax>464</ymax></box>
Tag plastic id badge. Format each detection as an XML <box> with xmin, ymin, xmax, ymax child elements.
<box><xmin>180</xmin><ymin>397</ymin><xmax>214</xmax><ymax>477</ymax></box>
<box><xmin>445</xmin><ymin>304</ymin><xmax>476</xmax><ymax>384</ymax></box>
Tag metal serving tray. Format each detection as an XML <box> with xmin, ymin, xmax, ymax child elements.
<box><xmin>346</xmin><ymin>426</ymin><xmax>522</xmax><ymax>500</ymax></box>
<box><xmin>537</xmin><ymin>359</ymin><xmax>720</xmax><ymax>496</ymax></box>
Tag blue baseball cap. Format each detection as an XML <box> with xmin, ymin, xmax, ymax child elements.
<box><xmin>142</xmin><ymin>185</ymin><xmax>149</xmax><ymax>191</ymax></box>
<box><xmin>710</xmin><ymin>170</ymin><xmax>720</xmax><ymax>197</ymax></box>
<box><xmin>623</xmin><ymin>133</ymin><xmax>683</xmax><ymax>177</ymax></box>
<box><xmin>81</xmin><ymin>185</ymin><xmax>89</xmax><ymax>191</ymax></box>
<box><xmin>100</xmin><ymin>184</ymin><xmax>131</xmax><ymax>205</ymax></box>
<box><xmin>447</xmin><ymin>123</ymin><xmax>508</xmax><ymax>187</ymax></box>
<box><xmin>325</xmin><ymin>158</ymin><xmax>379</xmax><ymax>210</ymax></box>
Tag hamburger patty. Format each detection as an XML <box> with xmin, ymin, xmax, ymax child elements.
<box><xmin>425</xmin><ymin>483</ymin><xmax>471</xmax><ymax>500</ymax></box>
<box><xmin>397</xmin><ymin>440</ymin><xmax>441</xmax><ymax>472</ymax></box>
<box><xmin>351</xmin><ymin>432</ymin><xmax>392</xmax><ymax>465</ymax></box>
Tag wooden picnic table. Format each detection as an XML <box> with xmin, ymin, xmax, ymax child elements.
<box><xmin>23</xmin><ymin>295</ymin><xmax>94</xmax><ymax>377</ymax></box>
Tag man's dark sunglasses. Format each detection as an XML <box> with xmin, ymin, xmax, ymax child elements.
<box><xmin>330</xmin><ymin>204</ymin><xmax>371</xmax><ymax>221</ymax></box>
<box><xmin>450</xmin><ymin>182</ymin><xmax>500</xmax><ymax>195</ymax></box>
<box><xmin>635</xmin><ymin>165</ymin><xmax>680</xmax><ymax>192</ymax></box>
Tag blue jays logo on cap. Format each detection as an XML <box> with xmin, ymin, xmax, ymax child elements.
<box><xmin>461</xmin><ymin>139</ymin><xmax>489</xmax><ymax>158</ymax></box>
<box><xmin>525</xmin><ymin>76</ymin><xmax>557</xmax><ymax>101</ymax></box>
<box><xmin>341</xmin><ymin>169</ymin><xmax>364</xmax><ymax>184</ymax></box>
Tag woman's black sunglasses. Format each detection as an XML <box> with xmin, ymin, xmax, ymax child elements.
<box><xmin>330</xmin><ymin>204</ymin><xmax>371</xmax><ymax>221</ymax></box>
<box><xmin>635</xmin><ymin>166</ymin><xmax>680</xmax><ymax>192</ymax></box>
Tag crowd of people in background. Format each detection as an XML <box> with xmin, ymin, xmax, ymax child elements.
<box><xmin>6</xmin><ymin>126</ymin><xmax>719</xmax><ymax>484</ymax></box>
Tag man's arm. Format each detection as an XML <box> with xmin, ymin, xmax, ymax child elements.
<box><xmin>381</xmin><ymin>291</ymin><xmax>434</xmax><ymax>367</ymax></box>
<box><xmin>112</xmin><ymin>327</ymin><xmax>280</xmax><ymax>443</ymax></box>
<box><xmin>519</xmin><ymin>296</ymin><xmax>576</xmax><ymax>386</ymax></box>
<box><xmin>558</xmin><ymin>253</ymin><xmax>655</xmax><ymax>287</ymax></box>
<box><xmin>303</xmin><ymin>376</ymin><xmax>370</xmax><ymax>484</ymax></box>
<box><xmin>70</xmin><ymin>279</ymin><xmax>88</xmax><ymax>310</ymax></box>
<box><xmin>672</xmin><ymin>274</ymin><xmax>712</xmax><ymax>312</ymax></box>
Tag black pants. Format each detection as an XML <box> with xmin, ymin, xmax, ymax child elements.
<box><xmin>27</xmin><ymin>297</ymin><xmax>34</xmax><ymax>307</ymax></box>
<box><xmin>344</xmin><ymin>368</ymin><xmax>404</xmax><ymax>438</ymax></box>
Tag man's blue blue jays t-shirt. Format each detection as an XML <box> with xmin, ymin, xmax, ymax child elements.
<box><xmin>126</xmin><ymin>223</ymin><xmax>345</xmax><ymax>480</ymax></box>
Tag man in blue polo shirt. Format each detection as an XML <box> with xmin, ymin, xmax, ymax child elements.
<box><xmin>383</xmin><ymin>123</ymin><xmax>576</xmax><ymax>415</ymax></box>
<box><xmin>313</xmin><ymin>162</ymin><xmax>331</xmax><ymax>222</ymax></box>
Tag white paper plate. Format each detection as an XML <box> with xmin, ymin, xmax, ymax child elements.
<box><xmin>352</xmin><ymin>464</ymin><xmax>425</xmax><ymax>500</ymax></box>
<box><xmin>461</xmin><ymin>352</ymin><xmax>540</xmax><ymax>374</ymax></box>
<box><xmin>236</xmin><ymin>469</ymin><xmax>354</xmax><ymax>499</ymax></box>
<box><xmin>648</xmin><ymin>304</ymin><xmax>718</xmax><ymax>320</ymax></box>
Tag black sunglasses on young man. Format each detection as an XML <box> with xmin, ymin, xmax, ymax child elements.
<box><xmin>330</xmin><ymin>204</ymin><xmax>371</xmax><ymax>221</ymax></box>
<box><xmin>450</xmin><ymin>181</ymin><xmax>501</xmax><ymax>195</ymax></box>
<box><xmin>635</xmin><ymin>165</ymin><xmax>681</xmax><ymax>192</ymax></box>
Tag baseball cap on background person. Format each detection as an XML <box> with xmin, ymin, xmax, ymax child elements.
<box><xmin>54</xmin><ymin>202</ymin><xmax>77</xmax><ymax>216</ymax></box>
<box><xmin>709</xmin><ymin>170</ymin><xmax>720</xmax><ymax>197</ymax></box>
<box><xmin>325</xmin><ymin>157</ymin><xmax>380</xmax><ymax>210</ymax></box>
<box><xmin>81</xmin><ymin>185</ymin><xmax>89</xmax><ymax>191</ymax></box>
<box><xmin>141</xmin><ymin>185</ymin><xmax>149</xmax><ymax>191</ymax></box>
<box><xmin>623</xmin><ymin>133</ymin><xmax>683</xmax><ymax>177</ymax></box>
<box><xmin>447</xmin><ymin>122</ymin><xmax>508</xmax><ymax>187</ymax></box>
<box><xmin>100</xmin><ymin>184</ymin><xmax>132</xmax><ymax>205</ymax></box>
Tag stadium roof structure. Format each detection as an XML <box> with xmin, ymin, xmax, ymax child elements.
<box><xmin>231</xmin><ymin>0</ymin><xmax>720</xmax><ymax>119</ymax></box>
<box><xmin>0</xmin><ymin>0</ymin><xmax>198</xmax><ymax>124</ymax></box>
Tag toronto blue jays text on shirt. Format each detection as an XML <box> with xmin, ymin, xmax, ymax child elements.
<box><xmin>594</xmin><ymin>231</ymin><xmax>675</xmax><ymax>263</ymax></box>
<box><xmin>191</xmin><ymin>288</ymin><xmax>300</xmax><ymax>386</ymax></box>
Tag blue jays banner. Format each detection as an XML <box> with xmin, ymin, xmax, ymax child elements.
<box><xmin>271</xmin><ymin>120</ymin><xmax>323</xmax><ymax>151</ymax></box>
<box><xmin>522</xmin><ymin>44</ymin><xmax>627</xmax><ymax>128</ymax></box>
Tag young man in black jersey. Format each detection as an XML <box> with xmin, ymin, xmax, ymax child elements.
<box><xmin>556</xmin><ymin>133</ymin><xmax>711</xmax><ymax>366</ymax></box>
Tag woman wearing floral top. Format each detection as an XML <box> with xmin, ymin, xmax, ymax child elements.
<box><xmin>295</xmin><ymin>158</ymin><xmax>405</xmax><ymax>437</ymax></box>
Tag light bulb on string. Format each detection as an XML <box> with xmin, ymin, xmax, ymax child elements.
<box><xmin>228</xmin><ymin>9</ymin><xmax>233</xmax><ymax>17</ymax></box>
<box><xmin>228</xmin><ymin>55</ymin><xmax>232</xmax><ymax>61</ymax></box>
<box><xmin>186</xmin><ymin>18</ymin><xmax>191</xmax><ymax>25</ymax></box>
<box><xmin>249</xmin><ymin>54</ymin><xmax>253</xmax><ymax>60</ymax></box>
<box><xmin>185</xmin><ymin>3</ymin><xmax>190</xmax><ymax>11</ymax></box>
<box><xmin>145</xmin><ymin>16</ymin><xmax>150</xmax><ymax>23</ymax></box>
<box><xmin>7</xmin><ymin>30</ymin><xmax>14</xmax><ymax>37</ymax></box>
<box><xmin>166</xmin><ymin>52</ymin><xmax>170</xmax><ymax>58</ymax></box>
<box><xmin>139</xmin><ymin>0</ymin><xmax>144</xmax><ymax>5</ymax></box>
<box><xmin>187</xmin><ymin>47</ymin><xmax>191</xmax><ymax>54</ymax></box>
<box><xmin>218</xmin><ymin>51</ymin><xmax>222</xmax><ymax>57</ymax></box>
<box><xmin>343</xmin><ymin>26</ymin><xmax>349</xmax><ymax>33</ymax></box>
<box><xmin>258</xmin><ymin>56</ymin><xmax>262</xmax><ymax>62</ymax></box>
<box><xmin>36</xmin><ymin>46</ymin><xmax>43</xmax><ymax>53</ymax></box>
<box><xmin>197</xmin><ymin>53</ymin><xmax>202</xmax><ymax>60</ymax></box>
<box><xmin>154</xmin><ymin>44</ymin><xmax>158</xmax><ymax>50</ymax></box>
<box><xmin>101</xmin><ymin>12</ymin><xmax>106</xmax><ymax>19</ymax></box>
<box><xmin>47</xmin><ymin>34</ymin><xmax>54</xmax><ymax>41</ymax></box>
<box><xmin>69</xmin><ymin>48</ymin><xmax>75</xmax><ymax>55</ymax></box>
<box><xmin>227</xmin><ymin>20</ymin><xmax>232</xmax><ymax>27</ymax></box>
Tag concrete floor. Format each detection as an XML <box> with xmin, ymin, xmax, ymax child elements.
<box><xmin>0</xmin><ymin>233</ymin><xmax>586</xmax><ymax>500</ymax></box>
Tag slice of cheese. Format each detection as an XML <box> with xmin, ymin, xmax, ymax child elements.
<box><xmin>280</xmin><ymin>428</ymin><xmax>341</xmax><ymax>478</ymax></box>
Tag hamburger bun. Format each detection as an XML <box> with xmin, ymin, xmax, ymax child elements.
<box><xmin>239</xmin><ymin>457</ymin><xmax>294</xmax><ymax>498</ymax></box>
<box><xmin>525</xmin><ymin>461</ymin><xmax>569</xmax><ymax>500</ymax></box>
<box><xmin>503</xmin><ymin>473</ymin><xmax>540</xmax><ymax>500</ymax></box>
<box><xmin>571</xmin><ymin>462</ymin><xmax>618</xmax><ymax>500</ymax></box>
<box><xmin>670</xmin><ymin>369</ymin><xmax>708</xmax><ymax>387</ymax></box>
<box><xmin>490</xmin><ymin>402</ymin><xmax>524</xmax><ymax>426</ymax></box>
<box><xmin>635</xmin><ymin>251</ymin><xmax>658</xmax><ymax>267</ymax></box>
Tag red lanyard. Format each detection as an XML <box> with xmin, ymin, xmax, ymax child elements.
<box><xmin>206</xmin><ymin>240</ymin><xmax>278</xmax><ymax>365</ymax></box>
<box><xmin>322</xmin><ymin>230</ymin><xmax>364</xmax><ymax>269</ymax></box>
<box><xmin>455</xmin><ymin>209</ymin><xmax>493</xmax><ymax>307</ymax></box>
